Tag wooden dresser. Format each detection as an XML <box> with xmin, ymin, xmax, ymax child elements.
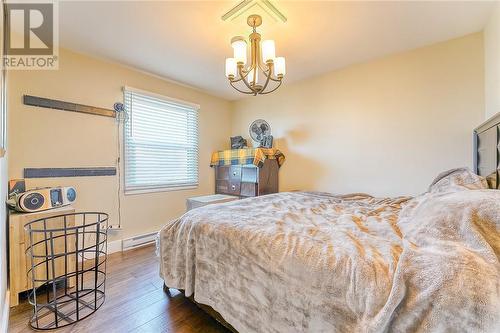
<box><xmin>215</xmin><ymin>159</ymin><xmax>279</xmax><ymax>197</ymax></box>
<box><xmin>9</xmin><ymin>206</ymin><xmax>75</xmax><ymax>307</ymax></box>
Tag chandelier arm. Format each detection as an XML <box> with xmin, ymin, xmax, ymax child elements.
<box><xmin>241</xmin><ymin>65</ymin><xmax>252</xmax><ymax>77</ymax></box>
<box><xmin>229</xmin><ymin>75</ymin><xmax>246</xmax><ymax>83</ymax></box>
<box><xmin>267</xmin><ymin>76</ymin><xmax>282</xmax><ymax>83</ymax></box>
<box><xmin>241</xmin><ymin>76</ymin><xmax>257</xmax><ymax>94</ymax></box>
<box><xmin>259</xmin><ymin>79</ymin><xmax>282</xmax><ymax>95</ymax></box>
<box><xmin>239</xmin><ymin>66</ymin><xmax>258</xmax><ymax>94</ymax></box>
<box><xmin>229</xmin><ymin>77</ymin><xmax>243</xmax><ymax>83</ymax></box>
<box><xmin>231</xmin><ymin>63</ymin><xmax>253</xmax><ymax>82</ymax></box>
<box><xmin>230</xmin><ymin>81</ymin><xmax>256</xmax><ymax>94</ymax></box>
<box><xmin>257</xmin><ymin>62</ymin><xmax>269</xmax><ymax>73</ymax></box>
<box><xmin>229</xmin><ymin>65</ymin><xmax>251</xmax><ymax>84</ymax></box>
<box><xmin>260</xmin><ymin>65</ymin><xmax>273</xmax><ymax>93</ymax></box>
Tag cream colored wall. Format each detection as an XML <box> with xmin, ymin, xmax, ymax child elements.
<box><xmin>7</xmin><ymin>32</ymin><xmax>485</xmax><ymax>245</ymax></box>
<box><xmin>485</xmin><ymin>2</ymin><xmax>500</xmax><ymax>120</ymax></box>
<box><xmin>232</xmin><ymin>33</ymin><xmax>484</xmax><ymax>197</ymax></box>
<box><xmin>8</xmin><ymin>48</ymin><xmax>232</xmax><ymax>242</ymax></box>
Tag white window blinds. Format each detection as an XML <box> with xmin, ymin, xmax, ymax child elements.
<box><xmin>123</xmin><ymin>88</ymin><xmax>199</xmax><ymax>193</ymax></box>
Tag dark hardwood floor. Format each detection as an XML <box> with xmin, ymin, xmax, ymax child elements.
<box><xmin>9</xmin><ymin>244</ymin><xmax>229</xmax><ymax>333</ymax></box>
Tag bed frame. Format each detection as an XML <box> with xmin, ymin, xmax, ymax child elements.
<box><xmin>474</xmin><ymin>112</ymin><xmax>500</xmax><ymax>189</ymax></box>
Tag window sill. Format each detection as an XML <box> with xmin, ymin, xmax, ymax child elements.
<box><xmin>124</xmin><ymin>185</ymin><xmax>198</xmax><ymax>196</ymax></box>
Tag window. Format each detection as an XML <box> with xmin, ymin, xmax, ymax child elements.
<box><xmin>123</xmin><ymin>87</ymin><xmax>199</xmax><ymax>193</ymax></box>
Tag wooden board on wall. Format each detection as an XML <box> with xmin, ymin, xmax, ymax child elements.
<box><xmin>23</xmin><ymin>95</ymin><xmax>116</xmax><ymax>118</ymax></box>
<box><xmin>24</xmin><ymin>167</ymin><xmax>117</xmax><ymax>178</ymax></box>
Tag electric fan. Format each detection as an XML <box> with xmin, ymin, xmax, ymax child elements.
<box><xmin>249</xmin><ymin>119</ymin><xmax>271</xmax><ymax>147</ymax></box>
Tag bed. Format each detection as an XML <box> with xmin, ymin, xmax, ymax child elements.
<box><xmin>158</xmin><ymin>117</ymin><xmax>500</xmax><ymax>333</ymax></box>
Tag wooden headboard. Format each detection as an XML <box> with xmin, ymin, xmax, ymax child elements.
<box><xmin>474</xmin><ymin>113</ymin><xmax>500</xmax><ymax>189</ymax></box>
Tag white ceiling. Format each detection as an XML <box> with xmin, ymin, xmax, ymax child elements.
<box><xmin>58</xmin><ymin>1</ymin><xmax>495</xmax><ymax>100</ymax></box>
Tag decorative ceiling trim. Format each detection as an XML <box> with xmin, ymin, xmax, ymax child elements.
<box><xmin>222</xmin><ymin>0</ymin><xmax>287</xmax><ymax>23</ymax></box>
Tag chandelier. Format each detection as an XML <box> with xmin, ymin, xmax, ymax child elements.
<box><xmin>225</xmin><ymin>15</ymin><xmax>286</xmax><ymax>96</ymax></box>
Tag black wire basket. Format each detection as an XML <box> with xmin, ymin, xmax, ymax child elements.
<box><xmin>24</xmin><ymin>212</ymin><xmax>108</xmax><ymax>330</ymax></box>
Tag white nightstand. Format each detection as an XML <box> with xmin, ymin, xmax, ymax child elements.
<box><xmin>186</xmin><ymin>194</ymin><xmax>239</xmax><ymax>211</ymax></box>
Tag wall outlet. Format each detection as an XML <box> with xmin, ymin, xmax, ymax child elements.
<box><xmin>108</xmin><ymin>224</ymin><xmax>122</xmax><ymax>230</ymax></box>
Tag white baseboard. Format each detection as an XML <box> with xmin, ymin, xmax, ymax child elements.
<box><xmin>106</xmin><ymin>231</ymin><xmax>158</xmax><ymax>255</ymax></box>
<box><xmin>102</xmin><ymin>230</ymin><xmax>159</xmax><ymax>256</ymax></box>
<box><xmin>122</xmin><ymin>231</ymin><xmax>157</xmax><ymax>251</ymax></box>
<box><xmin>0</xmin><ymin>291</ymin><xmax>9</xmax><ymax>333</ymax></box>
<box><xmin>107</xmin><ymin>239</ymin><xmax>123</xmax><ymax>254</ymax></box>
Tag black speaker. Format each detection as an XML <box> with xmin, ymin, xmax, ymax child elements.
<box><xmin>22</xmin><ymin>193</ymin><xmax>45</xmax><ymax>211</ymax></box>
<box><xmin>66</xmin><ymin>187</ymin><xmax>76</xmax><ymax>202</ymax></box>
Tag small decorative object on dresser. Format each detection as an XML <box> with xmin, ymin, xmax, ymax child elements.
<box><xmin>8</xmin><ymin>178</ymin><xmax>26</xmax><ymax>196</ymax></box>
<box><xmin>210</xmin><ymin>148</ymin><xmax>285</xmax><ymax>197</ymax></box>
<box><xmin>260</xmin><ymin>134</ymin><xmax>273</xmax><ymax>148</ymax></box>
<box><xmin>230</xmin><ymin>135</ymin><xmax>247</xmax><ymax>149</ymax></box>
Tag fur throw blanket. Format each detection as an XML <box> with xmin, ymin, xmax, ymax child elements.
<box><xmin>158</xmin><ymin>168</ymin><xmax>500</xmax><ymax>332</ymax></box>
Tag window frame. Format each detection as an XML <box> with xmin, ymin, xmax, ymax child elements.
<box><xmin>122</xmin><ymin>86</ymin><xmax>200</xmax><ymax>195</ymax></box>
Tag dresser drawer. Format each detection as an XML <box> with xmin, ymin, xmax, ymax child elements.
<box><xmin>217</xmin><ymin>166</ymin><xmax>242</xmax><ymax>181</ymax></box>
<box><xmin>216</xmin><ymin>180</ymin><xmax>241</xmax><ymax>195</ymax></box>
<box><xmin>240</xmin><ymin>182</ymin><xmax>257</xmax><ymax>197</ymax></box>
<box><xmin>216</xmin><ymin>166</ymin><xmax>230</xmax><ymax>180</ymax></box>
<box><xmin>241</xmin><ymin>166</ymin><xmax>258</xmax><ymax>183</ymax></box>
<box><xmin>229</xmin><ymin>165</ymin><xmax>242</xmax><ymax>181</ymax></box>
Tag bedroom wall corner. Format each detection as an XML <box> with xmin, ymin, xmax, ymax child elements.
<box><xmin>231</xmin><ymin>33</ymin><xmax>484</xmax><ymax>197</ymax></box>
<box><xmin>485</xmin><ymin>2</ymin><xmax>500</xmax><ymax>120</ymax></box>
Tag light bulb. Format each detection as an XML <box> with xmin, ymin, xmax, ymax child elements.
<box><xmin>225</xmin><ymin>58</ymin><xmax>237</xmax><ymax>78</ymax></box>
<box><xmin>274</xmin><ymin>57</ymin><xmax>286</xmax><ymax>77</ymax></box>
<box><xmin>262</xmin><ymin>40</ymin><xmax>276</xmax><ymax>63</ymax></box>
<box><xmin>231</xmin><ymin>37</ymin><xmax>247</xmax><ymax>65</ymax></box>
<box><xmin>248</xmin><ymin>69</ymin><xmax>258</xmax><ymax>85</ymax></box>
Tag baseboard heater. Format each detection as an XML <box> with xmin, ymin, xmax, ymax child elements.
<box><xmin>122</xmin><ymin>231</ymin><xmax>158</xmax><ymax>251</ymax></box>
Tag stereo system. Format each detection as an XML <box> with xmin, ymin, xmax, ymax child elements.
<box><xmin>8</xmin><ymin>186</ymin><xmax>77</xmax><ymax>213</ymax></box>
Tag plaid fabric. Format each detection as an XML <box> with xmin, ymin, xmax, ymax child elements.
<box><xmin>210</xmin><ymin>148</ymin><xmax>285</xmax><ymax>168</ymax></box>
